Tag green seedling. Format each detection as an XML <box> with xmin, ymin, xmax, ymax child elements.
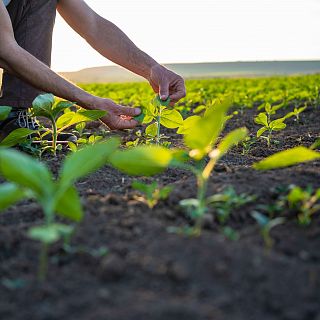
<box><xmin>251</xmin><ymin>211</ymin><xmax>285</xmax><ymax>249</ymax></box>
<box><xmin>207</xmin><ymin>187</ymin><xmax>256</xmax><ymax>224</ymax></box>
<box><xmin>287</xmin><ymin>186</ymin><xmax>320</xmax><ymax>226</ymax></box>
<box><xmin>254</xmin><ymin>112</ymin><xmax>287</xmax><ymax>147</ymax></box>
<box><xmin>0</xmin><ymin>106</ymin><xmax>36</xmax><ymax>147</ymax></box>
<box><xmin>177</xmin><ymin>97</ymin><xmax>248</xmax><ymax>234</ymax></box>
<box><xmin>241</xmin><ymin>136</ymin><xmax>257</xmax><ymax>155</ymax></box>
<box><xmin>288</xmin><ymin>105</ymin><xmax>307</xmax><ymax>122</ymax></box>
<box><xmin>132</xmin><ymin>181</ymin><xmax>173</xmax><ymax>208</ymax></box>
<box><xmin>31</xmin><ymin>94</ymin><xmax>106</xmax><ymax>155</ymax></box>
<box><xmin>110</xmin><ymin>97</ymin><xmax>248</xmax><ymax>235</ymax></box>
<box><xmin>0</xmin><ymin>138</ymin><xmax>119</xmax><ymax>280</ymax></box>
<box><xmin>135</xmin><ymin>95</ymin><xmax>183</xmax><ymax>145</ymax></box>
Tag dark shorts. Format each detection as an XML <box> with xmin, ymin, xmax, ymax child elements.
<box><xmin>0</xmin><ymin>0</ymin><xmax>58</xmax><ymax>109</ymax></box>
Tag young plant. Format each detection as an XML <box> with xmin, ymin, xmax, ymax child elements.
<box><xmin>31</xmin><ymin>94</ymin><xmax>106</xmax><ymax>155</ymax></box>
<box><xmin>135</xmin><ymin>95</ymin><xmax>183</xmax><ymax>145</ymax></box>
<box><xmin>0</xmin><ymin>138</ymin><xmax>119</xmax><ymax>280</ymax></box>
<box><xmin>110</xmin><ymin>97</ymin><xmax>248</xmax><ymax>234</ymax></box>
<box><xmin>207</xmin><ymin>186</ymin><xmax>256</xmax><ymax>224</ymax></box>
<box><xmin>251</xmin><ymin>211</ymin><xmax>285</xmax><ymax>249</ymax></box>
<box><xmin>287</xmin><ymin>186</ymin><xmax>320</xmax><ymax>226</ymax></box>
<box><xmin>254</xmin><ymin>112</ymin><xmax>287</xmax><ymax>147</ymax></box>
<box><xmin>132</xmin><ymin>181</ymin><xmax>173</xmax><ymax>208</ymax></box>
<box><xmin>177</xmin><ymin>97</ymin><xmax>248</xmax><ymax>233</ymax></box>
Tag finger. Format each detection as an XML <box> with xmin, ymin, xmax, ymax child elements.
<box><xmin>159</xmin><ymin>80</ymin><xmax>170</xmax><ymax>101</ymax></box>
<box><xmin>118</xmin><ymin>105</ymin><xmax>141</xmax><ymax>117</ymax></box>
<box><xmin>115</xmin><ymin>118</ymin><xmax>139</xmax><ymax>130</ymax></box>
<box><xmin>169</xmin><ymin>84</ymin><xmax>186</xmax><ymax>102</ymax></box>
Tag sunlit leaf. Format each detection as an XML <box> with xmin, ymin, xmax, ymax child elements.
<box><xmin>253</xmin><ymin>147</ymin><xmax>320</xmax><ymax>170</ymax></box>
<box><xmin>160</xmin><ymin>109</ymin><xmax>183</xmax><ymax>128</ymax></box>
<box><xmin>0</xmin><ymin>128</ymin><xmax>35</xmax><ymax>147</ymax></box>
<box><xmin>109</xmin><ymin>145</ymin><xmax>173</xmax><ymax>176</ymax></box>
<box><xmin>0</xmin><ymin>183</ymin><xmax>27</xmax><ymax>211</ymax></box>
<box><xmin>59</xmin><ymin>138</ymin><xmax>120</xmax><ymax>187</ymax></box>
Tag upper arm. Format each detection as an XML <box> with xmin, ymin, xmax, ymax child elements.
<box><xmin>57</xmin><ymin>0</ymin><xmax>100</xmax><ymax>42</ymax></box>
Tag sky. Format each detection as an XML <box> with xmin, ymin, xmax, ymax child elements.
<box><xmin>51</xmin><ymin>0</ymin><xmax>320</xmax><ymax>72</ymax></box>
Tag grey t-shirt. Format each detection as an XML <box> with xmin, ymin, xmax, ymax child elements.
<box><xmin>3</xmin><ymin>0</ymin><xmax>11</xmax><ymax>6</ymax></box>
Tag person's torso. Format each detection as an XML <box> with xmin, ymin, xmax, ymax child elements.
<box><xmin>3</xmin><ymin>0</ymin><xmax>11</xmax><ymax>6</ymax></box>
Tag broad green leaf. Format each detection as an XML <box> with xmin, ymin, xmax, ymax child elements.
<box><xmin>59</xmin><ymin>138</ymin><xmax>120</xmax><ymax>187</ymax></box>
<box><xmin>56</xmin><ymin>111</ymin><xmax>75</xmax><ymax>128</ymax></box>
<box><xmin>254</xmin><ymin>113</ymin><xmax>268</xmax><ymax>127</ymax></box>
<box><xmin>0</xmin><ymin>148</ymin><xmax>54</xmax><ymax>197</ymax></box>
<box><xmin>0</xmin><ymin>183</ymin><xmax>26</xmax><ymax>211</ymax></box>
<box><xmin>145</xmin><ymin>122</ymin><xmax>158</xmax><ymax>137</ymax></box>
<box><xmin>109</xmin><ymin>145</ymin><xmax>173</xmax><ymax>176</ymax></box>
<box><xmin>55</xmin><ymin>185</ymin><xmax>83</xmax><ymax>222</ymax></box>
<box><xmin>160</xmin><ymin>109</ymin><xmax>183</xmax><ymax>129</ymax></box>
<box><xmin>215</xmin><ymin>127</ymin><xmax>248</xmax><ymax>159</ymax></box>
<box><xmin>32</xmin><ymin>93</ymin><xmax>55</xmax><ymax>118</ymax></box>
<box><xmin>0</xmin><ymin>106</ymin><xmax>12</xmax><ymax>121</ymax></box>
<box><xmin>28</xmin><ymin>224</ymin><xmax>74</xmax><ymax>245</ymax></box>
<box><xmin>257</xmin><ymin>127</ymin><xmax>267</xmax><ymax>138</ymax></box>
<box><xmin>0</xmin><ymin>128</ymin><xmax>35</xmax><ymax>147</ymax></box>
<box><xmin>253</xmin><ymin>147</ymin><xmax>320</xmax><ymax>170</ymax></box>
<box><xmin>184</xmin><ymin>97</ymin><xmax>232</xmax><ymax>159</ymax></box>
<box><xmin>177</xmin><ymin>115</ymin><xmax>201</xmax><ymax>134</ymax></box>
<box><xmin>270</xmin><ymin>118</ymin><xmax>286</xmax><ymax>130</ymax></box>
<box><xmin>52</xmin><ymin>101</ymin><xmax>76</xmax><ymax>119</ymax></box>
<box><xmin>57</xmin><ymin>110</ymin><xmax>106</xmax><ymax>130</ymax></box>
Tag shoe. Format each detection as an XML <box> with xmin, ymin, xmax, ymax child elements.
<box><xmin>0</xmin><ymin>109</ymin><xmax>77</xmax><ymax>144</ymax></box>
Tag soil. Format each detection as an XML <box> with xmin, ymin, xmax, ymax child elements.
<box><xmin>0</xmin><ymin>104</ymin><xmax>320</xmax><ymax>320</ymax></box>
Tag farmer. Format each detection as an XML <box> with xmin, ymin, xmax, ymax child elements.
<box><xmin>0</xmin><ymin>0</ymin><xmax>186</xmax><ymax>137</ymax></box>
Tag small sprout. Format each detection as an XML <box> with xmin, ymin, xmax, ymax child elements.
<box><xmin>132</xmin><ymin>181</ymin><xmax>173</xmax><ymax>208</ymax></box>
<box><xmin>207</xmin><ymin>187</ymin><xmax>256</xmax><ymax>225</ymax></box>
<box><xmin>251</xmin><ymin>211</ymin><xmax>285</xmax><ymax>249</ymax></box>
<box><xmin>287</xmin><ymin>186</ymin><xmax>320</xmax><ymax>226</ymax></box>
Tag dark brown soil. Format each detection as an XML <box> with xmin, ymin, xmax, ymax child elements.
<box><xmin>0</xmin><ymin>105</ymin><xmax>320</xmax><ymax>320</ymax></box>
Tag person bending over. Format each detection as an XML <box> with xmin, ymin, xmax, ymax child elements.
<box><xmin>0</xmin><ymin>0</ymin><xmax>186</xmax><ymax>137</ymax></box>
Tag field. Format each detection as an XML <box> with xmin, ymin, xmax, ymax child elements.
<box><xmin>0</xmin><ymin>74</ymin><xmax>320</xmax><ymax>320</ymax></box>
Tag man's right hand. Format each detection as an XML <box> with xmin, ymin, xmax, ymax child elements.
<box><xmin>90</xmin><ymin>97</ymin><xmax>141</xmax><ymax>130</ymax></box>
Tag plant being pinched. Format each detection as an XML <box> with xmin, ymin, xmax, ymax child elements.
<box><xmin>0</xmin><ymin>138</ymin><xmax>119</xmax><ymax>280</ymax></box>
<box><xmin>31</xmin><ymin>94</ymin><xmax>106</xmax><ymax>155</ymax></box>
<box><xmin>135</xmin><ymin>95</ymin><xmax>183</xmax><ymax>145</ymax></box>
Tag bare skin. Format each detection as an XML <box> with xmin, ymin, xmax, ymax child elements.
<box><xmin>0</xmin><ymin>0</ymin><xmax>186</xmax><ymax>130</ymax></box>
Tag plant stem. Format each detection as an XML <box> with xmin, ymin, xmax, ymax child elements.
<box><xmin>38</xmin><ymin>242</ymin><xmax>48</xmax><ymax>282</ymax></box>
<box><xmin>51</xmin><ymin>117</ymin><xmax>57</xmax><ymax>156</ymax></box>
<box><xmin>156</xmin><ymin>115</ymin><xmax>161</xmax><ymax>145</ymax></box>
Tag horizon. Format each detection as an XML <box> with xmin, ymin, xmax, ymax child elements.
<box><xmin>60</xmin><ymin>59</ymin><xmax>320</xmax><ymax>73</ymax></box>
<box><xmin>52</xmin><ymin>0</ymin><xmax>320</xmax><ymax>72</ymax></box>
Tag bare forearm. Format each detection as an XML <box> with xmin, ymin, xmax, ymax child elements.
<box><xmin>89</xmin><ymin>18</ymin><xmax>158</xmax><ymax>79</ymax></box>
<box><xmin>1</xmin><ymin>43</ymin><xmax>95</xmax><ymax>108</ymax></box>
